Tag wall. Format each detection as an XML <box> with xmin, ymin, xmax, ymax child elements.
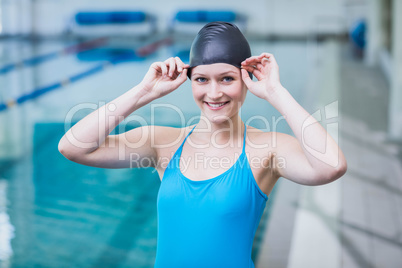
<box><xmin>1</xmin><ymin>0</ymin><xmax>33</xmax><ymax>35</ymax></box>
<box><xmin>0</xmin><ymin>0</ymin><xmax>363</xmax><ymax>37</ymax></box>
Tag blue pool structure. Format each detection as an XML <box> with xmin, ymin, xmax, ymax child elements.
<box><xmin>0</xmin><ymin>35</ymin><xmax>318</xmax><ymax>267</ymax></box>
<box><xmin>67</xmin><ymin>11</ymin><xmax>157</xmax><ymax>38</ymax></box>
<box><xmin>168</xmin><ymin>10</ymin><xmax>248</xmax><ymax>35</ymax></box>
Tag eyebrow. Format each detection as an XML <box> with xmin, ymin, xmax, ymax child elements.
<box><xmin>192</xmin><ymin>70</ymin><xmax>238</xmax><ymax>76</ymax></box>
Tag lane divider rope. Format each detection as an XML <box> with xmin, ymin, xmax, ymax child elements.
<box><xmin>0</xmin><ymin>37</ymin><xmax>172</xmax><ymax>112</ymax></box>
<box><xmin>0</xmin><ymin>37</ymin><xmax>109</xmax><ymax>75</ymax></box>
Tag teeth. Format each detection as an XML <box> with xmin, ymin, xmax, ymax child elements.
<box><xmin>208</xmin><ymin>102</ymin><xmax>227</xmax><ymax>108</ymax></box>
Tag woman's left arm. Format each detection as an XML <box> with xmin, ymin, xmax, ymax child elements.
<box><xmin>241</xmin><ymin>53</ymin><xmax>347</xmax><ymax>186</ymax></box>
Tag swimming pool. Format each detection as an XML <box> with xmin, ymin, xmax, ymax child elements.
<box><xmin>0</xmin><ymin>35</ymin><xmax>311</xmax><ymax>267</ymax></box>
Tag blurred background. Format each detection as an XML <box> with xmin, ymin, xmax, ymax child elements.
<box><xmin>0</xmin><ymin>0</ymin><xmax>401</xmax><ymax>267</ymax></box>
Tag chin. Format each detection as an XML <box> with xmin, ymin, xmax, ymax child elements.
<box><xmin>210</xmin><ymin>116</ymin><xmax>229</xmax><ymax>124</ymax></box>
<box><xmin>206</xmin><ymin>113</ymin><xmax>238</xmax><ymax>125</ymax></box>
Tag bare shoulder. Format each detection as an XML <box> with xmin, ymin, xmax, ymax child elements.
<box><xmin>246</xmin><ymin>125</ymin><xmax>276</xmax><ymax>150</ymax></box>
<box><xmin>146</xmin><ymin>125</ymin><xmax>196</xmax><ymax>181</ymax></box>
<box><xmin>151</xmin><ymin>124</ymin><xmax>194</xmax><ymax>149</ymax></box>
<box><xmin>245</xmin><ymin>125</ymin><xmax>276</xmax><ymax>163</ymax></box>
<box><xmin>246</xmin><ymin>126</ymin><xmax>295</xmax><ymax>153</ymax></box>
<box><xmin>151</xmin><ymin>124</ymin><xmax>195</xmax><ymax>168</ymax></box>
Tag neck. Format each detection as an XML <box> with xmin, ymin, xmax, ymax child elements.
<box><xmin>193</xmin><ymin>115</ymin><xmax>244</xmax><ymax>147</ymax></box>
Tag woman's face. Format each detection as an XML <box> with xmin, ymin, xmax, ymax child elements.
<box><xmin>190</xmin><ymin>63</ymin><xmax>247</xmax><ymax>124</ymax></box>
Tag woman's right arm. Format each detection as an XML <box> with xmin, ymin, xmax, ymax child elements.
<box><xmin>58</xmin><ymin>57</ymin><xmax>189</xmax><ymax>168</ymax></box>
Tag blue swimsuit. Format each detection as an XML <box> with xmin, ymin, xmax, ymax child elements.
<box><xmin>155</xmin><ymin>124</ymin><xmax>268</xmax><ymax>268</ymax></box>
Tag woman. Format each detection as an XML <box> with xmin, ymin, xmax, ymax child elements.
<box><xmin>59</xmin><ymin>21</ymin><xmax>347</xmax><ymax>267</ymax></box>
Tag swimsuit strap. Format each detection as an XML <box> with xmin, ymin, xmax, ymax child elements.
<box><xmin>242</xmin><ymin>123</ymin><xmax>247</xmax><ymax>154</ymax></box>
<box><xmin>179</xmin><ymin>125</ymin><xmax>197</xmax><ymax>149</ymax></box>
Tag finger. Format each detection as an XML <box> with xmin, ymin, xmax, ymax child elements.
<box><xmin>248</xmin><ymin>57</ymin><xmax>273</xmax><ymax>69</ymax></box>
<box><xmin>241</xmin><ymin>65</ymin><xmax>255</xmax><ymax>73</ymax></box>
<box><xmin>169</xmin><ymin>68</ymin><xmax>181</xmax><ymax>82</ymax></box>
<box><xmin>260</xmin><ymin>53</ymin><xmax>277</xmax><ymax>65</ymax></box>
<box><xmin>179</xmin><ymin>62</ymin><xmax>191</xmax><ymax>70</ymax></box>
<box><xmin>174</xmin><ymin>57</ymin><xmax>186</xmax><ymax>72</ymax></box>
<box><xmin>172</xmin><ymin>65</ymin><xmax>184</xmax><ymax>79</ymax></box>
<box><xmin>170</xmin><ymin>72</ymin><xmax>179</xmax><ymax>80</ymax></box>
<box><xmin>151</xmin><ymin>62</ymin><xmax>169</xmax><ymax>77</ymax></box>
<box><xmin>175</xmin><ymin>57</ymin><xmax>183</xmax><ymax>72</ymax></box>
<box><xmin>256</xmin><ymin>63</ymin><xmax>265</xmax><ymax>71</ymax></box>
<box><xmin>160</xmin><ymin>62</ymin><xmax>168</xmax><ymax>77</ymax></box>
<box><xmin>172</xmin><ymin>68</ymin><xmax>188</xmax><ymax>87</ymax></box>
<box><xmin>244</xmin><ymin>55</ymin><xmax>264</xmax><ymax>62</ymax></box>
<box><xmin>243</xmin><ymin>64</ymin><xmax>262</xmax><ymax>74</ymax></box>
<box><xmin>261</xmin><ymin>57</ymin><xmax>270</xmax><ymax>66</ymax></box>
<box><xmin>168</xmin><ymin>57</ymin><xmax>176</xmax><ymax>77</ymax></box>
<box><xmin>242</xmin><ymin>53</ymin><xmax>275</xmax><ymax>66</ymax></box>
<box><xmin>259</xmin><ymin>52</ymin><xmax>274</xmax><ymax>59</ymax></box>
<box><xmin>255</xmin><ymin>53</ymin><xmax>273</xmax><ymax>62</ymax></box>
<box><xmin>150</xmin><ymin>62</ymin><xmax>161</xmax><ymax>73</ymax></box>
<box><xmin>252</xmin><ymin>69</ymin><xmax>265</xmax><ymax>81</ymax></box>
<box><xmin>242</xmin><ymin>61</ymin><xmax>261</xmax><ymax>69</ymax></box>
<box><xmin>251</xmin><ymin>68</ymin><xmax>263</xmax><ymax>80</ymax></box>
<box><xmin>241</xmin><ymin>65</ymin><xmax>254</xmax><ymax>72</ymax></box>
<box><xmin>241</xmin><ymin>56</ymin><xmax>262</xmax><ymax>66</ymax></box>
<box><xmin>241</xmin><ymin>68</ymin><xmax>253</xmax><ymax>88</ymax></box>
<box><xmin>241</xmin><ymin>59</ymin><xmax>257</xmax><ymax>66</ymax></box>
<box><xmin>242</xmin><ymin>65</ymin><xmax>264</xmax><ymax>80</ymax></box>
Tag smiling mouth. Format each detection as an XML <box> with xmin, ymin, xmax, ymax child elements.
<box><xmin>205</xmin><ymin>101</ymin><xmax>230</xmax><ymax>108</ymax></box>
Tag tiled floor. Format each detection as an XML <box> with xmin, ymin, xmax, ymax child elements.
<box><xmin>256</xmin><ymin>40</ymin><xmax>402</xmax><ymax>268</ymax></box>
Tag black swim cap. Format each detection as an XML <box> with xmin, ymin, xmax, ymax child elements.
<box><xmin>187</xmin><ymin>21</ymin><xmax>252</xmax><ymax>79</ymax></box>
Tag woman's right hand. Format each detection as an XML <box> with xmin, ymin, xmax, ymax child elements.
<box><xmin>140</xmin><ymin>56</ymin><xmax>190</xmax><ymax>99</ymax></box>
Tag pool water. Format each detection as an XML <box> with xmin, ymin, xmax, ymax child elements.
<box><xmin>0</xmin><ymin>35</ymin><xmax>311</xmax><ymax>267</ymax></box>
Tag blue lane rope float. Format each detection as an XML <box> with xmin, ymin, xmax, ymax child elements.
<box><xmin>168</xmin><ymin>10</ymin><xmax>247</xmax><ymax>34</ymax></box>
<box><xmin>0</xmin><ymin>37</ymin><xmax>108</xmax><ymax>76</ymax></box>
<box><xmin>174</xmin><ymin>10</ymin><xmax>237</xmax><ymax>23</ymax></box>
<box><xmin>76</xmin><ymin>37</ymin><xmax>174</xmax><ymax>62</ymax></box>
<box><xmin>75</xmin><ymin>11</ymin><xmax>147</xmax><ymax>25</ymax></box>
<box><xmin>0</xmin><ymin>37</ymin><xmax>172</xmax><ymax>112</ymax></box>
<box><xmin>76</xmin><ymin>48</ymin><xmax>139</xmax><ymax>62</ymax></box>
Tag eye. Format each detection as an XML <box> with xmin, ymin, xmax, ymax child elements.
<box><xmin>195</xmin><ymin>77</ymin><xmax>207</xmax><ymax>83</ymax></box>
<box><xmin>223</xmin><ymin>76</ymin><xmax>234</xmax><ymax>82</ymax></box>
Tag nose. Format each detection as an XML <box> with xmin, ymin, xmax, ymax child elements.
<box><xmin>206</xmin><ymin>81</ymin><xmax>223</xmax><ymax>100</ymax></box>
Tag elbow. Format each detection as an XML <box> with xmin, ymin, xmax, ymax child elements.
<box><xmin>58</xmin><ymin>138</ymin><xmax>66</xmax><ymax>155</ymax></box>
<box><xmin>332</xmin><ymin>151</ymin><xmax>348</xmax><ymax>181</ymax></box>
<box><xmin>58</xmin><ymin>138</ymin><xmax>78</xmax><ymax>162</ymax></box>
<box><xmin>334</xmin><ymin>156</ymin><xmax>348</xmax><ymax>179</ymax></box>
<box><xmin>310</xmin><ymin>160</ymin><xmax>347</xmax><ymax>186</ymax></box>
<box><xmin>320</xmin><ymin>161</ymin><xmax>348</xmax><ymax>185</ymax></box>
<box><xmin>58</xmin><ymin>137</ymin><xmax>95</xmax><ymax>164</ymax></box>
<box><xmin>58</xmin><ymin>140</ymin><xmax>70</xmax><ymax>159</ymax></box>
<box><xmin>336</xmin><ymin>160</ymin><xmax>348</xmax><ymax>178</ymax></box>
<box><xmin>58</xmin><ymin>141</ymin><xmax>67</xmax><ymax>157</ymax></box>
<box><xmin>330</xmin><ymin>164</ymin><xmax>347</xmax><ymax>183</ymax></box>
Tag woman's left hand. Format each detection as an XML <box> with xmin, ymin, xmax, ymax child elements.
<box><xmin>241</xmin><ymin>52</ymin><xmax>283</xmax><ymax>100</ymax></box>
